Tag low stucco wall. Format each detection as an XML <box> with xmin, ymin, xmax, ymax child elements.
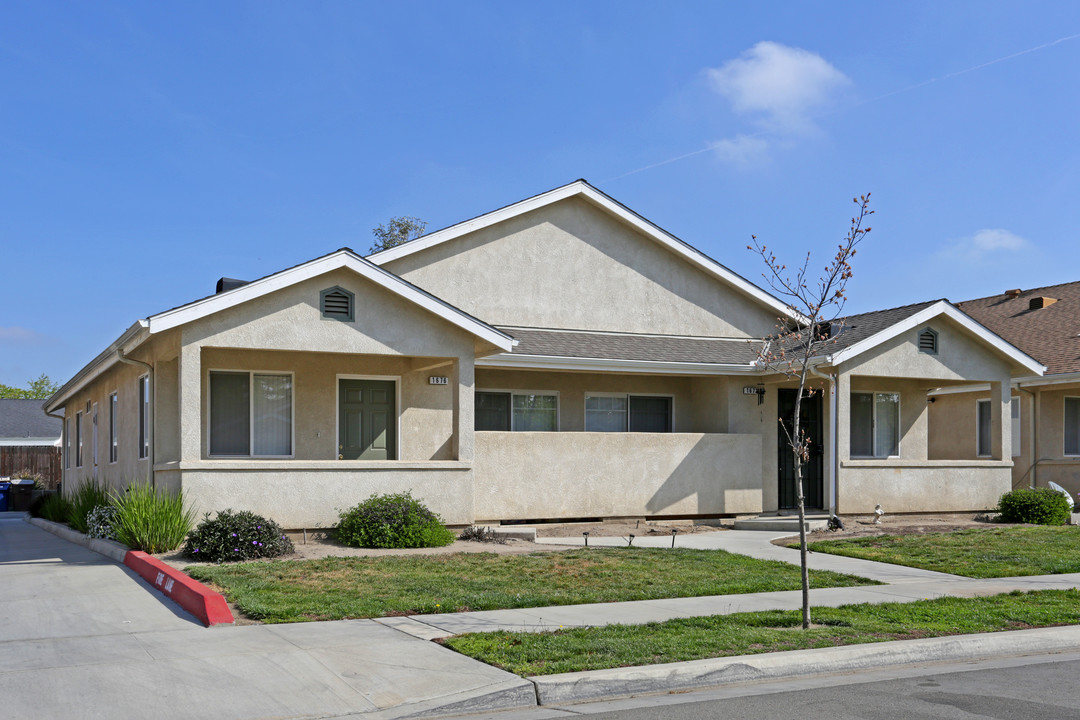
<box><xmin>474</xmin><ymin>432</ymin><xmax>763</xmax><ymax>520</ymax></box>
<box><xmin>838</xmin><ymin>460</ymin><xmax>1012</xmax><ymax>513</ymax></box>
<box><xmin>158</xmin><ymin>461</ymin><xmax>473</xmax><ymax>528</ymax></box>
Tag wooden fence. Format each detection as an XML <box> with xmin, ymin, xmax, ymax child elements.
<box><xmin>1</xmin><ymin>446</ymin><xmax>61</xmax><ymax>489</ymax></box>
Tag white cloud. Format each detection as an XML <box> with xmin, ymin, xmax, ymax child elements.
<box><xmin>707</xmin><ymin>41</ymin><xmax>849</xmax><ymax>134</ymax></box>
<box><xmin>709</xmin><ymin>135</ymin><xmax>771</xmax><ymax>167</ymax></box>
<box><xmin>940</xmin><ymin>228</ymin><xmax>1031</xmax><ymax>261</ymax></box>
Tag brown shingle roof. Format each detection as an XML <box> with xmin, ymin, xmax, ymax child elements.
<box><xmin>958</xmin><ymin>281</ymin><xmax>1080</xmax><ymax>375</ymax></box>
<box><xmin>499</xmin><ymin>326</ymin><xmax>763</xmax><ymax>365</ymax></box>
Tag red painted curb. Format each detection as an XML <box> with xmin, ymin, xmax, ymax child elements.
<box><xmin>123</xmin><ymin>551</ymin><xmax>234</xmax><ymax>626</ymax></box>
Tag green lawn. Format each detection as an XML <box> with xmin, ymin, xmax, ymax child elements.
<box><xmin>801</xmin><ymin>526</ymin><xmax>1080</xmax><ymax>578</ymax></box>
<box><xmin>443</xmin><ymin>590</ymin><xmax>1080</xmax><ymax>676</ymax></box>
<box><xmin>186</xmin><ymin>547</ymin><xmax>876</xmax><ymax>623</ymax></box>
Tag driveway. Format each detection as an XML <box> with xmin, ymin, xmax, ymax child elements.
<box><xmin>0</xmin><ymin>515</ymin><xmax>533</xmax><ymax>719</ymax></box>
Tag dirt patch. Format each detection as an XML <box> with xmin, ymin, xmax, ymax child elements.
<box><xmin>533</xmin><ymin>519</ymin><xmax>725</xmax><ymax>539</ymax></box>
<box><xmin>155</xmin><ymin>533</ymin><xmax>578</xmax><ymax>572</ymax></box>
<box><xmin>771</xmin><ymin>512</ymin><xmax>993</xmax><ymax>547</ymax></box>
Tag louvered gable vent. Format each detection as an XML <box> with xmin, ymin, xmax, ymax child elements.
<box><xmin>918</xmin><ymin>327</ymin><xmax>938</xmax><ymax>354</ymax></box>
<box><xmin>320</xmin><ymin>286</ymin><xmax>354</xmax><ymax>321</ymax></box>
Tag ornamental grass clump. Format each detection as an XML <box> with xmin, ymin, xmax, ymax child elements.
<box><xmin>35</xmin><ymin>492</ymin><xmax>72</xmax><ymax>523</ymax></box>
<box><xmin>336</xmin><ymin>491</ymin><xmax>455</xmax><ymax>549</ymax></box>
<box><xmin>111</xmin><ymin>482</ymin><xmax>195</xmax><ymax>553</ymax></box>
<box><xmin>997</xmin><ymin>488</ymin><xmax>1072</xmax><ymax>526</ymax></box>
<box><xmin>67</xmin><ymin>480</ymin><xmax>111</xmax><ymax>534</ymax></box>
<box><xmin>183</xmin><ymin>509</ymin><xmax>294</xmax><ymax>562</ymax></box>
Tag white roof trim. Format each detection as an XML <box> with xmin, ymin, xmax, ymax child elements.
<box><xmin>368</xmin><ymin>180</ymin><xmax>805</xmax><ymax>324</ymax></box>
<box><xmin>148</xmin><ymin>250</ymin><xmax>515</xmax><ymax>352</ymax></box>
<box><xmin>44</xmin><ymin>321</ymin><xmax>150</xmax><ymax>413</ymax></box>
<box><xmin>826</xmin><ymin>301</ymin><xmax>1046</xmax><ymax>375</ymax></box>
<box><xmin>477</xmin><ymin>353</ymin><xmax>761</xmax><ymax>376</ymax></box>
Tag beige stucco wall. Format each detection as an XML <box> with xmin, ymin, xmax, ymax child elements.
<box><xmin>837</xmin><ymin>460</ymin><xmax>1012</xmax><ymax>513</ymax></box>
<box><xmin>174</xmin><ymin>268</ymin><xmax>481</xmax><ymax>466</ymax></box>
<box><xmin>383</xmin><ymin>197</ymin><xmax>781</xmax><ymax>338</ymax></box>
<box><xmin>1027</xmin><ymin>384</ymin><xmax>1080</xmax><ymax>500</ymax></box>
<box><xmin>170</xmin><ymin>462</ymin><xmax>473</xmax><ymax>528</ymax></box>
<box><xmin>59</xmin><ymin>329</ymin><xmax>180</xmax><ymax>495</ymax></box>
<box><xmin>473</xmin><ymin>432</ymin><xmax>762</xmax><ymax>520</ymax></box>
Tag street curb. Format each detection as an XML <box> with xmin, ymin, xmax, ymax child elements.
<box><xmin>123</xmin><ymin>551</ymin><xmax>234</xmax><ymax>627</ymax></box>
<box><xmin>26</xmin><ymin>516</ymin><xmax>234</xmax><ymax>627</ymax></box>
<box><xmin>528</xmin><ymin>625</ymin><xmax>1080</xmax><ymax>705</ymax></box>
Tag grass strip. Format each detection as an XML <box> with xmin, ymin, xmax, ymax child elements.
<box><xmin>443</xmin><ymin>590</ymin><xmax>1080</xmax><ymax>676</ymax></box>
<box><xmin>800</xmin><ymin>526</ymin><xmax>1080</xmax><ymax>578</ymax></box>
<box><xmin>186</xmin><ymin>547</ymin><xmax>876</xmax><ymax>623</ymax></box>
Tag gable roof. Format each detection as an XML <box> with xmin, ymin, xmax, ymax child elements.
<box><xmin>46</xmin><ymin>248</ymin><xmax>514</xmax><ymax>412</ymax></box>
<box><xmin>0</xmin><ymin>399</ymin><xmax>61</xmax><ymax>443</ymax></box>
<box><xmin>819</xmin><ymin>299</ymin><xmax>1045</xmax><ymax>374</ymax></box>
<box><xmin>478</xmin><ymin>326</ymin><xmax>762</xmax><ymax>374</ymax></box>
<box><xmin>146</xmin><ymin>248</ymin><xmax>514</xmax><ymax>351</ymax></box>
<box><xmin>958</xmin><ymin>280</ymin><xmax>1080</xmax><ymax>375</ymax></box>
<box><xmin>367</xmin><ymin>179</ymin><xmax>806</xmax><ymax>324</ymax></box>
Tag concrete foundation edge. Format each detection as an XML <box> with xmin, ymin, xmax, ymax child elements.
<box><xmin>529</xmin><ymin>625</ymin><xmax>1080</xmax><ymax>705</ymax></box>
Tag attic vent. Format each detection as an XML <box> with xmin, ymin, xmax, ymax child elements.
<box><xmin>320</xmin><ymin>286</ymin><xmax>354</xmax><ymax>321</ymax></box>
<box><xmin>216</xmin><ymin>277</ymin><xmax>249</xmax><ymax>294</ymax></box>
<box><xmin>1029</xmin><ymin>296</ymin><xmax>1058</xmax><ymax>310</ymax></box>
<box><xmin>918</xmin><ymin>327</ymin><xmax>938</xmax><ymax>354</ymax></box>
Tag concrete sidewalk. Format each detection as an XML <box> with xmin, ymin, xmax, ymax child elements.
<box><xmin>0</xmin><ymin>514</ymin><xmax>534</xmax><ymax>719</ymax></box>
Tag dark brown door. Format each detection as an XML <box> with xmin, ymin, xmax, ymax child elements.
<box><xmin>778</xmin><ymin>388</ymin><xmax>824</xmax><ymax>510</ymax></box>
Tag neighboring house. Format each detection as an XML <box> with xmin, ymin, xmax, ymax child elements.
<box><xmin>0</xmin><ymin>398</ymin><xmax>62</xmax><ymax>487</ymax></box>
<box><xmin>928</xmin><ymin>281</ymin><xmax>1080</xmax><ymax>500</ymax></box>
<box><xmin>44</xmin><ymin>180</ymin><xmax>1044</xmax><ymax>528</ymax></box>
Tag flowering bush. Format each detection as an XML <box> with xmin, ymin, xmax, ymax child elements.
<box><xmin>336</xmin><ymin>491</ymin><xmax>455</xmax><ymax>548</ymax></box>
<box><xmin>86</xmin><ymin>504</ymin><xmax>119</xmax><ymax>540</ymax></box>
<box><xmin>182</xmin><ymin>509</ymin><xmax>294</xmax><ymax>562</ymax></box>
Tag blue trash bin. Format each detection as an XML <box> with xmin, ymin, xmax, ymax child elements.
<box><xmin>0</xmin><ymin>482</ymin><xmax>9</xmax><ymax>512</ymax></box>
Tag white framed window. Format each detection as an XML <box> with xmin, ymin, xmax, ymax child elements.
<box><xmin>584</xmin><ymin>393</ymin><xmax>673</xmax><ymax>432</ymax></box>
<box><xmin>138</xmin><ymin>375</ymin><xmax>150</xmax><ymax>459</ymax></box>
<box><xmin>75</xmin><ymin>410</ymin><xmax>83</xmax><ymax>467</ymax></box>
<box><xmin>1011</xmin><ymin>397</ymin><xmax>1021</xmax><ymax>458</ymax></box>
<box><xmin>209</xmin><ymin>371</ymin><xmax>294</xmax><ymax>457</ymax></box>
<box><xmin>474</xmin><ymin>390</ymin><xmax>558</xmax><ymax>431</ymax></box>
<box><xmin>976</xmin><ymin>399</ymin><xmax>992</xmax><ymax>457</ymax></box>
<box><xmin>1065</xmin><ymin>396</ymin><xmax>1080</xmax><ymax>457</ymax></box>
<box><xmin>64</xmin><ymin>417</ymin><xmax>71</xmax><ymax>469</ymax></box>
<box><xmin>850</xmin><ymin>392</ymin><xmax>900</xmax><ymax>458</ymax></box>
<box><xmin>109</xmin><ymin>392</ymin><xmax>118</xmax><ymax>463</ymax></box>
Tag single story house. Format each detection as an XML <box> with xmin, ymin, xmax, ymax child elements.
<box><xmin>45</xmin><ymin>180</ymin><xmax>1045</xmax><ymax>528</ymax></box>
<box><xmin>0</xmin><ymin>398</ymin><xmax>62</xmax><ymax>488</ymax></box>
<box><xmin>927</xmin><ymin>281</ymin><xmax>1080</xmax><ymax>501</ymax></box>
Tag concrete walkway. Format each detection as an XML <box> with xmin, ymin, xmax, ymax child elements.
<box><xmin>6</xmin><ymin>514</ymin><xmax>1080</xmax><ymax>718</ymax></box>
<box><xmin>0</xmin><ymin>514</ymin><xmax>533</xmax><ymax>719</ymax></box>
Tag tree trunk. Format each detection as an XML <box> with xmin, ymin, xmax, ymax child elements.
<box><xmin>792</xmin><ymin>391</ymin><xmax>811</xmax><ymax>629</ymax></box>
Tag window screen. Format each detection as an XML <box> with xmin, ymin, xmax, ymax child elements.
<box><xmin>977</xmin><ymin>399</ymin><xmax>992</xmax><ymax>457</ymax></box>
<box><xmin>210</xmin><ymin>372</ymin><xmax>251</xmax><ymax>455</ymax></box>
<box><xmin>1065</xmin><ymin>397</ymin><xmax>1080</xmax><ymax>456</ymax></box>
<box><xmin>850</xmin><ymin>393</ymin><xmax>874</xmax><ymax>456</ymax></box>
<box><xmin>475</xmin><ymin>392</ymin><xmax>511</xmax><ymax>431</ymax></box>
<box><xmin>629</xmin><ymin>396</ymin><xmax>672</xmax><ymax>432</ymax></box>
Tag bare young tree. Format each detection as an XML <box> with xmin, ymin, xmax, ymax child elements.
<box><xmin>750</xmin><ymin>194</ymin><xmax>873</xmax><ymax>629</ymax></box>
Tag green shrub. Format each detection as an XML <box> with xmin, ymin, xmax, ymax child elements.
<box><xmin>997</xmin><ymin>488</ymin><xmax>1072</xmax><ymax>526</ymax></box>
<box><xmin>86</xmin><ymin>505</ymin><xmax>120</xmax><ymax>540</ymax></box>
<box><xmin>36</xmin><ymin>492</ymin><xmax>72</xmax><ymax>523</ymax></box>
<box><xmin>111</xmin><ymin>482</ymin><xmax>196</xmax><ymax>553</ymax></box>
<box><xmin>67</xmin><ymin>480</ymin><xmax>111</xmax><ymax>534</ymax></box>
<box><xmin>182</xmin><ymin>509</ymin><xmax>294</xmax><ymax>562</ymax></box>
<box><xmin>336</xmin><ymin>491</ymin><xmax>455</xmax><ymax>549</ymax></box>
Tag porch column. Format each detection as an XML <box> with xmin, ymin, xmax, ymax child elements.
<box><xmin>454</xmin><ymin>356</ymin><xmax>475</xmax><ymax>462</ymax></box>
<box><xmin>991</xmin><ymin>377</ymin><xmax>1010</xmax><ymax>462</ymax></box>
<box><xmin>178</xmin><ymin>342</ymin><xmax>202</xmax><ymax>462</ymax></box>
<box><xmin>835</xmin><ymin>370</ymin><xmax>851</xmax><ymax>513</ymax></box>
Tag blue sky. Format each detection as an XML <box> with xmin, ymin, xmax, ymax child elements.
<box><xmin>3</xmin><ymin>1</ymin><xmax>1080</xmax><ymax>386</ymax></box>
